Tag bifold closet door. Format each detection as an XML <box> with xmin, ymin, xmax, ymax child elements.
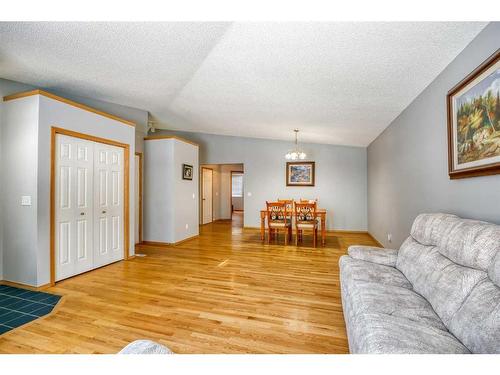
<box><xmin>93</xmin><ymin>142</ymin><xmax>124</xmax><ymax>267</ymax></box>
<box><xmin>55</xmin><ymin>135</ymin><xmax>95</xmax><ymax>281</ymax></box>
<box><xmin>56</xmin><ymin>134</ymin><xmax>125</xmax><ymax>281</ymax></box>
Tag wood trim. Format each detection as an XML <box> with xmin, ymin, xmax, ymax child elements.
<box><xmin>50</xmin><ymin>127</ymin><xmax>131</xmax><ymax>286</ymax></box>
<box><xmin>144</xmin><ymin>135</ymin><xmax>199</xmax><ymax>147</ymax></box>
<box><xmin>286</xmin><ymin>161</ymin><xmax>315</xmax><ymax>186</ymax></box>
<box><xmin>135</xmin><ymin>152</ymin><xmax>143</xmax><ymax>244</ymax></box>
<box><xmin>4</xmin><ymin>89</ymin><xmax>135</xmax><ymax>127</ymax></box>
<box><xmin>0</xmin><ymin>280</ymin><xmax>52</xmax><ymax>291</ymax></box>
<box><xmin>230</xmin><ymin>170</ymin><xmax>244</xmax><ymax>215</ymax></box>
<box><xmin>447</xmin><ymin>49</ymin><xmax>500</xmax><ymax>179</ymax></box>
<box><xmin>141</xmin><ymin>235</ymin><xmax>199</xmax><ymax>247</ymax></box>
<box><xmin>367</xmin><ymin>232</ymin><xmax>384</xmax><ymax>248</ymax></box>
<box><xmin>200</xmin><ymin>167</ymin><xmax>214</xmax><ymax>224</ymax></box>
<box><xmin>327</xmin><ymin>229</ymin><xmax>371</xmax><ymax>234</ymax></box>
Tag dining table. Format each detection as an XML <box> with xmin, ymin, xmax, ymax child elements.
<box><xmin>259</xmin><ymin>208</ymin><xmax>328</xmax><ymax>246</ymax></box>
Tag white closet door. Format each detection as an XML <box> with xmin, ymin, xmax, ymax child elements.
<box><xmin>55</xmin><ymin>134</ymin><xmax>94</xmax><ymax>281</ymax></box>
<box><xmin>93</xmin><ymin>142</ymin><xmax>124</xmax><ymax>267</ymax></box>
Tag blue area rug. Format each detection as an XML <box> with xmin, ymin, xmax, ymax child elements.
<box><xmin>0</xmin><ymin>284</ymin><xmax>61</xmax><ymax>335</ymax></box>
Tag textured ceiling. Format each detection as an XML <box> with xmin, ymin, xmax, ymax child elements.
<box><xmin>0</xmin><ymin>22</ymin><xmax>487</xmax><ymax>146</ymax></box>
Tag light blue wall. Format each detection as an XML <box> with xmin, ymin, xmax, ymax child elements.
<box><xmin>153</xmin><ymin>130</ymin><xmax>368</xmax><ymax>231</ymax></box>
<box><xmin>0</xmin><ymin>79</ymin><xmax>35</xmax><ymax>281</ymax></box>
<box><xmin>368</xmin><ymin>22</ymin><xmax>500</xmax><ymax>248</ymax></box>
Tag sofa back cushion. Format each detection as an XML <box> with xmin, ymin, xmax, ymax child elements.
<box><xmin>410</xmin><ymin>213</ymin><xmax>458</xmax><ymax>246</ymax></box>
<box><xmin>397</xmin><ymin>213</ymin><xmax>500</xmax><ymax>353</ymax></box>
<box><xmin>448</xmin><ymin>278</ymin><xmax>500</xmax><ymax>353</ymax></box>
<box><xmin>439</xmin><ymin>219</ymin><xmax>500</xmax><ymax>272</ymax></box>
<box><xmin>396</xmin><ymin>237</ymin><xmax>486</xmax><ymax>325</ymax></box>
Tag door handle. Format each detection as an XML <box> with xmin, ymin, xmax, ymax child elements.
<box><xmin>202</xmin><ymin>198</ymin><xmax>206</xmax><ymax>201</ymax></box>
<box><xmin>80</xmin><ymin>212</ymin><xmax>85</xmax><ymax>216</ymax></box>
<box><xmin>102</xmin><ymin>210</ymin><xmax>107</xmax><ymax>214</ymax></box>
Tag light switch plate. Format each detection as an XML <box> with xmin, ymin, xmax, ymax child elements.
<box><xmin>247</xmin><ymin>192</ymin><xmax>252</xmax><ymax>197</ymax></box>
<box><xmin>21</xmin><ymin>195</ymin><xmax>32</xmax><ymax>206</ymax></box>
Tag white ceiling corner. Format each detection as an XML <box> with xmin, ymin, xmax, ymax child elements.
<box><xmin>0</xmin><ymin>21</ymin><xmax>487</xmax><ymax>146</ymax></box>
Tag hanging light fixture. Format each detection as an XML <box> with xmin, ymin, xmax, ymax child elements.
<box><xmin>285</xmin><ymin>129</ymin><xmax>307</xmax><ymax>160</ymax></box>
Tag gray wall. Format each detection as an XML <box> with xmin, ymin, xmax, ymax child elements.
<box><xmin>154</xmin><ymin>130</ymin><xmax>368</xmax><ymax>231</ymax></box>
<box><xmin>143</xmin><ymin>139</ymin><xmax>199</xmax><ymax>243</ymax></box>
<box><xmin>368</xmin><ymin>22</ymin><xmax>500</xmax><ymax>248</ymax></box>
<box><xmin>0</xmin><ymin>79</ymin><xmax>36</xmax><ymax>281</ymax></box>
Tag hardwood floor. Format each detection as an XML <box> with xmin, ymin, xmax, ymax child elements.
<box><xmin>0</xmin><ymin>215</ymin><xmax>377</xmax><ymax>353</ymax></box>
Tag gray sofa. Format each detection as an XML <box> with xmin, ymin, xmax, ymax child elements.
<box><xmin>340</xmin><ymin>213</ymin><xmax>500</xmax><ymax>354</ymax></box>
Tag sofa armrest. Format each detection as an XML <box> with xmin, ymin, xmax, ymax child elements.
<box><xmin>347</xmin><ymin>245</ymin><xmax>398</xmax><ymax>267</ymax></box>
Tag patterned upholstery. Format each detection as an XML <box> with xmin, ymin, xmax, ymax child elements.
<box><xmin>119</xmin><ymin>340</ymin><xmax>173</xmax><ymax>354</ymax></box>
<box><xmin>294</xmin><ymin>202</ymin><xmax>317</xmax><ymax>222</ymax></box>
<box><xmin>266</xmin><ymin>201</ymin><xmax>290</xmax><ymax>224</ymax></box>
<box><xmin>340</xmin><ymin>213</ymin><xmax>500</xmax><ymax>353</ymax></box>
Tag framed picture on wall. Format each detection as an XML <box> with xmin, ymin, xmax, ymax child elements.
<box><xmin>286</xmin><ymin>161</ymin><xmax>315</xmax><ymax>186</ymax></box>
<box><xmin>182</xmin><ymin>164</ymin><xmax>193</xmax><ymax>180</ymax></box>
<box><xmin>447</xmin><ymin>49</ymin><xmax>500</xmax><ymax>179</ymax></box>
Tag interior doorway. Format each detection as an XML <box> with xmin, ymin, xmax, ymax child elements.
<box><xmin>230</xmin><ymin>171</ymin><xmax>244</xmax><ymax>214</ymax></box>
<box><xmin>199</xmin><ymin>163</ymin><xmax>244</xmax><ymax>227</ymax></box>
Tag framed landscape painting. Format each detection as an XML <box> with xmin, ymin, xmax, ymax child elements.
<box><xmin>286</xmin><ymin>161</ymin><xmax>315</xmax><ymax>186</ymax></box>
<box><xmin>447</xmin><ymin>49</ymin><xmax>500</xmax><ymax>179</ymax></box>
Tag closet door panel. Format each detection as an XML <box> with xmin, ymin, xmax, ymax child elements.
<box><xmin>55</xmin><ymin>134</ymin><xmax>94</xmax><ymax>281</ymax></box>
<box><xmin>93</xmin><ymin>142</ymin><xmax>124</xmax><ymax>267</ymax></box>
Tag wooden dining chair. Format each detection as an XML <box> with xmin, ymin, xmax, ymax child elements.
<box><xmin>266</xmin><ymin>201</ymin><xmax>292</xmax><ymax>245</ymax></box>
<box><xmin>294</xmin><ymin>201</ymin><xmax>319</xmax><ymax>247</ymax></box>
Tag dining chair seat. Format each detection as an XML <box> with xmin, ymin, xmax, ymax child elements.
<box><xmin>296</xmin><ymin>220</ymin><xmax>318</xmax><ymax>229</ymax></box>
<box><xmin>269</xmin><ymin>220</ymin><xmax>291</xmax><ymax>228</ymax></box>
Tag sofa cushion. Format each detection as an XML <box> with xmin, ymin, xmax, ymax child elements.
<box><xmin>489</xmin><ymin>251</ymin><xmax>500</xmax><ymax>287</ymax></box>
<box><xmin>397</xmin><ymin>237</ymin><xmax>487</xmax><ymax>326</ymax></box>
<box><xmin>439</xmin><ymin>219</ymin><xmax>500</xmax><ymax>272</ymax></box>
<box><xmin>342</xmin><ymin>278</ymin><xmax>447</xmax><ymax>331</ymax></box>
<box><xmin>348</xmin><ymin>246</ymin><xmax>398</xmax><ymax>267</ymax></box>
<box><xmin>348</xmin><ymin>313</ymin><xmax>470</xmax><ymax>354</ymax></box>
<box><xmin>339</xmin><ymin>256</ymin><xmax>412</xmax><ymax>289</ymax></box>
<box><xmin>448</xmin><ymin>279</ymin><xmax>500</xmax><ymax>353</ymax></box>
<box><xmin>410</xmin><ymin>213</ymin><xmax>458</xmax><ymax>246</ymax></box>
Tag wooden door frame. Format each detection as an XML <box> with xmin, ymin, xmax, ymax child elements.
<box><xmin>200</xmin><ymin>167</ymin><xmax>214</xmax><ymax>225</ymax></box>
<box><xmin>50</xmin><ymin>126</ymin><xmax>130</xmax><ymax>286</ymax></box>
<box><xmin>230</xmin><ymin>170</ymin><xmax>244</xmax><ymax>214</ymax></box>
<box><xmin>135</xmin><ymin>152</ymin><xmax>143</xmax><ymax>244</ymax></box>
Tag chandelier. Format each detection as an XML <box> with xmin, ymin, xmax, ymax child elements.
<box><xmin>285</xmin><ymin>129</ymin><xmax>307</xmax><ymax>160</ymax></box>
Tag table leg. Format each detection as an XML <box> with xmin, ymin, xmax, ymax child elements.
<box><xmin>321</xmin><ymin>214</ymin><xmax>326</xmax><ymax>246</ymax></box>
<box><xmin>260</xmin><ymin>213</ymin><xmax>265</xmax><ymax>241</ymax></box>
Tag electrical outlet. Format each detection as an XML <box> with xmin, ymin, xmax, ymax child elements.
<box><xmin>247</xmin><ymin>192</ymin><xmax>252</xmax><ymax>197</ymax></box>
<box><xmin>21</xmin><ymin>195</ymin><xmax>32</xmax><ymax>206</ymax></box>
<box><xmin>387</xmin><ymin>233</ymin><xmax>392</xmax><ymax>243</ymax></box>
